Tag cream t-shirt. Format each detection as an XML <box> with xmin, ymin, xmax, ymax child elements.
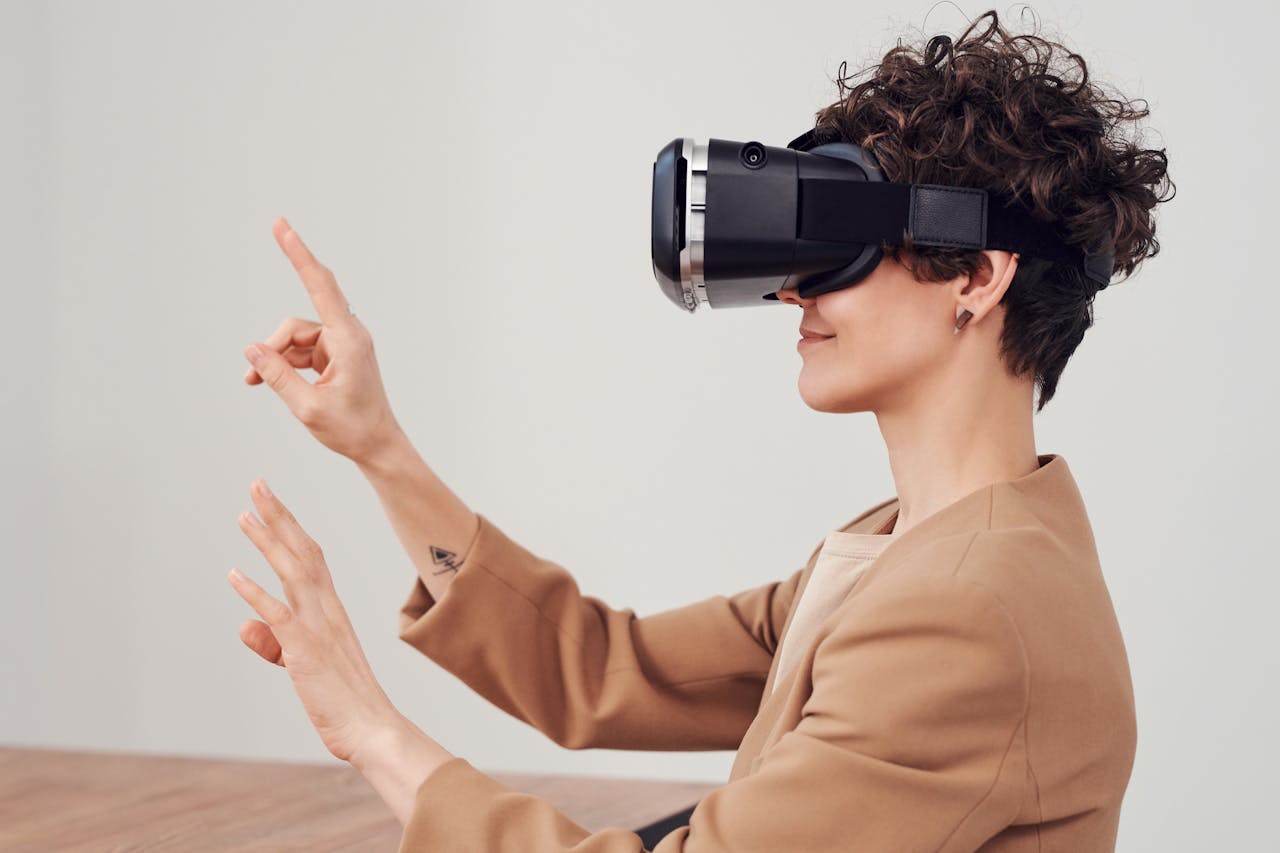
<box><xmin>770</xmin><ymin>512</ymin><xmax>898</xmax><ymax>696</ymax></box>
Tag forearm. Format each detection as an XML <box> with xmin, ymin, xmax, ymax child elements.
<box><xmin>354</xmin><ymin>427</ymin><xmax>480</xmax><ymax>604</ymax></box>
<box><xmin>352</xmin><ymin>712</ymin><xmax>454</xmax><ymax>827</ymax></box>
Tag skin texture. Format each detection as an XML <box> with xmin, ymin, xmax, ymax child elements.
<box><xmin>240</xmin><ymin>219</ymin><xmax>403</xmax><ymax>466</ymax></box>
<box><xmin>775</xmin><ymin>249</ymin><xmax>1041</xmax><ymax>535</ymax></box>
<box><xmin>231</xmin><ymin>478</ymin><xmax>406</xmax><ymax>766</ymax></box>
<box><xmin>231</xmin><ymin>218</ymin><xmax>459</xmax><ymax>826</ymax></box>
<box><xmin>229</xmin><ymin>476</ymin><xmax>451</xmax><ymax>826</ymax></box>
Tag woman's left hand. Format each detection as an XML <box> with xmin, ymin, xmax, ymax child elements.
<box><xmin>228</xmin><ymin>478</ymin><xmax>399</xmax><ymax>767</ymax></box>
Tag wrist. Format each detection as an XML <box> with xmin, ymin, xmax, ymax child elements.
<box><xmin>352</xmin><ymin>713</ymin><xmax>456</xmax><ymax>826</ymax></box>
<box><xmin>354</xmin><ymin>421</ymin><xmax>415</xmax><ymax>477</ymax></box>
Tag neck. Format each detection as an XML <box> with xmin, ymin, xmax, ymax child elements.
<box><xmin>874</xmin><ymin>346</ymin><xmax>1041</xmax><ymax>537</ymax></box>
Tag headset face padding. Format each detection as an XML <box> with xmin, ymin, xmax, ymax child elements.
<box><xmin>788</xmin><ymin>140</ymin><xmax>887</xmax><ymax>301</ymax></box>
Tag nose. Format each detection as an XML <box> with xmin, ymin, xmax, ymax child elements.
<box><xmin>774</xmin><ymin>287</ymin><xmax>814</xmax><ymax>306</ymax></box>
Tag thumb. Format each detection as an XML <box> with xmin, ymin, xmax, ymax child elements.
<box><xmin>245</xmin><ymin>343</ymin><xmax>313</xmax><ymax>418</ymax></box>
<box><xmin>239</xmin><ymin>619</ymin><xmax>284</xmax><ymax>666</ymax></box>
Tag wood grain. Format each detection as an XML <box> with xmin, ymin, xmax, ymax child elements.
<box><xmin>0</xmin><ymin>745</ymin><xmax>721</xmax><ymax>851</ymax></box>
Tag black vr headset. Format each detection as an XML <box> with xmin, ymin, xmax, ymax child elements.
<box><xmin>650</xmin><ymin>128</ymin><xmax>1115</xmax><ymax>312</ymax></box>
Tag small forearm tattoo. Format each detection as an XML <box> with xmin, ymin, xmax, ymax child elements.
<box><xmin>430</xmin><ymin>545</ymin><xmax>462</xmax><ymax>575</ymax></box>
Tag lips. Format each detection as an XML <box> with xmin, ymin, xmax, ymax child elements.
<box><xmin>797</xmin><ymin>334</ymin><xmax>834</xmax><ymax>353</ymax></box>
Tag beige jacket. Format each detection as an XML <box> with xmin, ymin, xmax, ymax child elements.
<box><xmin>395</xmin><ymin>453</ymin><xmax>1137</xmax><ymax>851</ymax></box>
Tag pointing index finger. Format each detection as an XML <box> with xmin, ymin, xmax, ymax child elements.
<box><xmin>272</xmin><ymin>217</ymin><xmax>351</xmax><ymax>327</ymax></box>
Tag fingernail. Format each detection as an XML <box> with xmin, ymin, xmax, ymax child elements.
<box><xmin>230</xmin><ymin>568</ymin><xmax>244</xmax><ymax>582</ymax></box>
<box><xmin>258</xmin><ymin>480</ymin><xmax>273</xmax><ymax>499</ymax></box>
<box><xmin>245</xmin><ymin>343</ymin><xmax>265</xmax><ymax>367</ymax></box>
<box><xmin>241</xmin><ymin>511</ymin><xmax>262</xmax><ymax>528</ymax></box>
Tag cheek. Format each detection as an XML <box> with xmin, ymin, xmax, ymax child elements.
<box><xmin>801</xmin><ymin>314</ymin><xmax>941</xmax><ymax>391</ymax></box>
<box><xmin>857</xmin><ymin>325</ymin><xmax>935</xmax><ymax>376</ymax></box>
<box><xmin>832</xmin><ymin>315</ymin><xmax>917</xmax><ymax>373</ymax></box>
<box><xmin>806</xmin><ymin>284</ymin><xmax>947</xmax><ymax>383</ymax></box>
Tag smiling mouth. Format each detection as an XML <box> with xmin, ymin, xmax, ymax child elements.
<box><xmin>797</xmin><ymin>335</ymin><xmax>834</xmax><ymax>351</ymax></box>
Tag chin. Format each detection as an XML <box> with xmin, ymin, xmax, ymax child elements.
<box><xmin>796</xmin><ymin>373</ymin><xmax>871</xmax><ymax>414</ymax></box>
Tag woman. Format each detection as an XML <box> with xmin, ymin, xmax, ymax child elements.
<box><xmin>229</xmin><ymin>10</ymin><xmax>1172</xmax><ymax>851</ymax></box>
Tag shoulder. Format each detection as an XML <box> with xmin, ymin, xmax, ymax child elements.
<box><xmin>838</xmin><ymin>524</ymin><xmax>1130</xmax><ymax>712</ymax></box>
<box><xmin>827</xmin><ymin>522</ymin><xmax>1103</xmax><ymax>674</ymax></box>
<box><xmin>865</xmin><ymin>520</ymin><xmax>1101</xmax><ymax>612</ymax></box>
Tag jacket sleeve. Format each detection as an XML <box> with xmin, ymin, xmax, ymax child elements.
<box><xmin>397</xmin><ymin>512</ymin><xmax>819</xmax><ymax>751</ymax></box>
<box><xmin>396</xmin><ymin>573</ymin><xmax>1031</xmax><ymax>853</ymax></box>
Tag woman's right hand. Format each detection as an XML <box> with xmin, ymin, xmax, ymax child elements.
<box><xmin>242</xmin><ymin>217</ymin><xmax>403</xmax><ymax>465</ymax></box>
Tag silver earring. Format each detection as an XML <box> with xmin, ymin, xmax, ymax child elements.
<box><xmin>953</xmin><ymin>306</ymin><xmax>974</xmax><ymax>335</ymax></box>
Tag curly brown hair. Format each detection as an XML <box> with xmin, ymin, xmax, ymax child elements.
<box><xmin>808</xmin><ymin>8</ymin><xmax>1175</xmax><ymax>411</ymax></box>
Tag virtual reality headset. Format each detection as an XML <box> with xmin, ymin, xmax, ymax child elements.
<box><xmin>650</xmin><ymin>128</ymin><xmax>1115</xmax><ymax>312</ymax></box>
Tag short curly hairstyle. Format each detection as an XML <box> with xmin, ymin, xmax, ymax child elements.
<box><xmin>808</xmin><ymin>8</ymin><xmax>1175</xmax><ymax>411</ymax></box>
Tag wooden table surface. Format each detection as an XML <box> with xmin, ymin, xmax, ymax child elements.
<box><xmin>0</xmin><ymin>744</ymin><xmax>721</xmax><ymax>851</ymax></box>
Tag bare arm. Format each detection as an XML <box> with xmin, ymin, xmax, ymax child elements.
<box><xmin>354</xmin><ymin>427</ymin><xmax>480</xmax><ymax>604</ymax></box>
<box><xmin>242</xmin><ymin>218</ymin><xmax>479</xmax><ymax>604</ymax></box>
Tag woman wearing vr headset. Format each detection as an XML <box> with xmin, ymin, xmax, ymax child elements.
<box><xmin>233</xmin><ymin>8</ymin><xmax>1171</xmax><ymax>852</ymax></box>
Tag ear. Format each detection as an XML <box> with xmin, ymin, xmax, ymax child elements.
<box><xmin>953</xmin><ymin>250</ymin><xmax>1019</xmax><ymax>322</ymax></box>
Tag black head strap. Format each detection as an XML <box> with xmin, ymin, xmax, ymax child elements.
<box><xmin>786</xmin><ymin>130</ymin><xmax>1115</xmax><ymax>288</ymax></box>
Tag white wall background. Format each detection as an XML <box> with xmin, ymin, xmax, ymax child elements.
<box><xmin>2</xmin><ymin>1</ymin><xmax>1273</xmax><ymax>849</ymax></box>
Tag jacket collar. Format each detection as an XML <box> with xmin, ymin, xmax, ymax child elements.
<box><xmin>763</xmin><ymin>453</ymin><xmax>1085</xmax><ymax>698</ymax></box>
<box><xmin>839</xmin><ymin>448</ymin><xmax>1090</xmax><ymax>594</ymax></box>
<box><xmin>841</xmin><ymin>452</ymin><xmax>1081</xmax><ymax>558</ymax></box>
